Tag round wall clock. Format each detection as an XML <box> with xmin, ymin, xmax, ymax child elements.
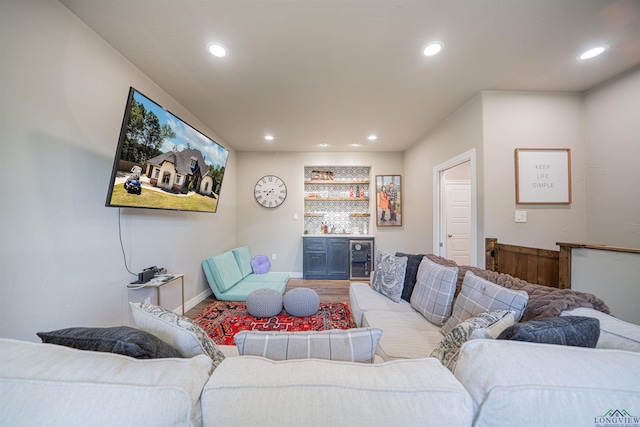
<box><xmin>254</xmin><ymin>175</ymin><xmax>287</xmax><ymax>208</ymax></box>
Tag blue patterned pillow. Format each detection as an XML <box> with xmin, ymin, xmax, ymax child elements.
<box><xmin>372</xmin><ymin>250</ymin><xmax>408</xmax><ymax>303</ymax></box>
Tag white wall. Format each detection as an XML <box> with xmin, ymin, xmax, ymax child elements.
<box><xmin>236</xmin><ymin>152</ymin><xmax>404</xmax><ymax>275</ymax></box>
<box><xmin>584</xmin><ymin>67</ymin><xmax>640</xmax><ymax>249</ymax></box>
<box><xmin>403</xmin><ymin>94</ymin><xmax>484</xmax><ymax>259</ymax></box>
<box><xmin>570</xmin><ymin>248</ymin><xmax>640</xmax><ymax>324</ymax></box>
<box><xmin>482</xmin><ymin>91</ymin><xmax>587</xmax><ymax>250</ymax></box>
<box><xmin>0</xmin><ymin>0</ymin><xmax>237</xmax><ymax>341</ymax></box>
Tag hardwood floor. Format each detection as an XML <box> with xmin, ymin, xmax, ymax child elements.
<box><xmin>184</xmin><ymin>278</ymin><xmax>364</xmax><ymax>319</ymax></box>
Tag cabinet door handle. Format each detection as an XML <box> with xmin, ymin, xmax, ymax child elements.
<box><xmin>448</xmin><ymin>234</ymin><xmax>453</xmax><ymax>238</ymax></box>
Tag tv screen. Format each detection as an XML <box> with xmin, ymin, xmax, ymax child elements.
<box><xmin>106</xmin><ymin>87</ymin><xmax>229</xmax><ymax>213</ymax></box>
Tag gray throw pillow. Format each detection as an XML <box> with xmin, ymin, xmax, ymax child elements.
<box><xmin>442</xmin><ymin>271</ymin><xmax>529</xmax><ymax>335</ymax></box>
<box><xmin>37</xmin><ymin>326</ymin><xmax>182</xmax><ymax>359</ymax></box>
<box><xmin>410</xmin><ymin>257</ymin><xmax>458</xmax><ymax>326</ymax></box>
<box><xmin>371</xmin><ymin>250</ymin><xmax>408</xmax><ymax>303</ymax></box>
<box><xmin>497</xmin><ymin>316</ymin><xmax>600</xmax><ymax>348</ymax></box>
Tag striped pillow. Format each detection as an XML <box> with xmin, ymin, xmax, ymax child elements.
<box><xmin>234</xmin><ymin>328</ymin><xmax>382</xmax><ymax>363</ymax></box>
<box><xmin>410</xmin><ymin>257</ymin><xmax>458</xmax><ymax>326</ymax></box>
<box><xmin>441</xmin><ymin>271</ymin><xmax>529</xmax><ymax>335</ymax></box>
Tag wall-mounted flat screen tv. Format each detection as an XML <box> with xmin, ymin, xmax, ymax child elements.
<box><xmin>106</xmin><ymin>87</ymin><xmax>229</xmax><ymax>213</ymax></box>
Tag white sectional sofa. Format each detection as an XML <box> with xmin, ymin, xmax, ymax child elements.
<box><xmin>350</xmin><ymin>280</ymin><xmax>640</xmax><ymax>360</ymax></box>
<box><xmin>2</xmin><ymin>254</ymin><xmax>640</xmax><ymax>426</ymax></box>
<box><xmin>2</xmin><ymin>333</ymin><xmax>639</xmax><ymax>427</ymax></box>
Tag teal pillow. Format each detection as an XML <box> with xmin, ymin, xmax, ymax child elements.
<box><xmin>232</xmin><ymin>246</ymin><xmax>253</xmax><ymax>278</ymax></box>
<box><xmin>208</xmin><ymin>251</ymin><xmax>243</xmax><ymax>291</ymax></box>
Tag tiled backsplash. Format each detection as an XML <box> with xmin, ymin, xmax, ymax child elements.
<box><xmin>304</xmin><ymin>166</ymin><xmax>371</xmax><ymax>235</ymax></box>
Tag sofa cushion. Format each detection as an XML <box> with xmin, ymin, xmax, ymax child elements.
<box><xmin>231</xmin><ymin>246</ymin><xmax>253</xmax><ymax>278</ymax></box>
<box><xmin>206</xmin><ymin>251</ymin><xmax>244</xmax><ymax>292</ymax></box>
<box><xmin>349</xmin><ymin>281</ymin><xmax>415</xmax><ymax>327</ymax></box>
<box><xmin>36</xmin><ymin>326</ymin><xmax>181</xmax><ymax>359</ymax></box>
<box><xmin>410</xmin><ymin>257</ymin><xmax>458</xmax><ymax>326</ymax></box>
<box><xmin>362</xmin><ymin>310</ymin><xmax>444</xmax><ymax>360</ymax></box>
<box><xmin>129</xmin><ymin>303</ymin><xmax>225</xmax><ymax>372</ymax></box>
<box><xmin>497</xmin><ymin>316</ymin><xmax>600</xmax><ymax>348</ymax></box>
<box><xmin>442</xmin><ymin>271</ymin><xmax>529</xmax><ymax>335</ymax></box>
<box><xmin>0</xmin><ymin>338</ymin><xmax>212</xmax><ymax>427</ymax></box>
<box><xmin>202</xmin><ymin>356</ymin><xmax>474</xmax><ymax>427</ymax></box>
<box><xmin>213</xmin><ymin>273</ymin><xmax>289</xmax><ymax>301</ymax></box>
<box><xmin>234</xmin><ymin>328</ymin><xmax>382</xmax><ymax>363</ymax></box>
<box><xmin>430</xmin><ymin>310</ymin><xmax>515</xmax><ymax>371</ymax></box>
<box><xmin>454</xmin><ymin>339</ymin><xmax>640</xmax><ymax>427</ymax></box>
<box><xmin>395</xmin><ymin>252</ymin><xmax>426</xmax><ymax>302</ymax></box>
<box><xmin>562</xmin><ymin>307</ymin><xmax>640</xmax><ymax>352</ymax></box>
<box><xmin>371</xmin><ymin>250</ymin><xmax>408</xmax><ymax>303</ymax></box>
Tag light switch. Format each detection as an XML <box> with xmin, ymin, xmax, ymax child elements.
<box><xmin>515</xmin><ymin>210</ymin><xmax>527</xmax><ymax>223</ymax></box>
<box><xmin>293</xmin><ymin>213</ymin><xmax>298</xmax><ymax>220</ymax></box>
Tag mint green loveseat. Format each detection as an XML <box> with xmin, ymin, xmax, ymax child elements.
<box><xmin>201</xmin><ymin>246</ymin><xmax>289</xmax><ymax>301</ymax></box>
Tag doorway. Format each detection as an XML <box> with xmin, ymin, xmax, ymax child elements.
<box><xmin>433</xmin><ymin>149</ymin><xmax>477</xmax><ymax>266</ymax></box>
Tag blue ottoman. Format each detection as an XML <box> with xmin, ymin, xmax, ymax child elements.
<box><xmin>284</xmin><ymin>288</ymin><xmax>320</xmax><ymax>317</ymax></box>
<box><xmin>246</xmin><ymin>288</ymin><xmax>283</xmax><ymax>318</ymax></box>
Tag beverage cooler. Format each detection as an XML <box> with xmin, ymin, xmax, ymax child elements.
<box><xmin>350</xmin><ymin>240</ymin><xmax>373</xmax><ymax>280</ymax></box>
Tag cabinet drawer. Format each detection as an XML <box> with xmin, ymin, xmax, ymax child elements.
<box><xmin>304</xmin><ymin>238</ymin><xmax>326</xmax><ymax>252</ymax></box>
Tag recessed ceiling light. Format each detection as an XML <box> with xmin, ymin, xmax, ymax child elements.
<box><xmin>207</xmin><ymin>42</ymin><xmax>228</xmax><ymax>58</ymax></box>
<box><xmin>367</xmin><ymin>135</ymin><xmax>378</xmax><ymax>141</ymax></box>
<box><xmin>264</xmin><ymin>135</ymin><xmax>274</xmax><ymax>141</ymax></box>
<box><xmin>422</xmin><ymin>41</ymin><xmax>444</xmax><ymax>57</ymax></box>
<box><xmin>319</xmin><ymin>143</ymin><xmax>328</xmax><ymax>147</ymax></box>
<box><xmin>578</xmin><ymin>45</ymin><xmax>608</xmax><ymax>60</ymax></box>
<box><xmin>351</xmin><ymin>143</ymin><xmax>362</xmax><ymax>147</ymax></box>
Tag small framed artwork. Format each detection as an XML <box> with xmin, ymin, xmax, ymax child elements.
<box><xmin>515</xmin><ymin>148</ymin><xmax>572</xmax><ymax>204</ymax></box>
<box><xmin>376</xmin><ymin>175</ymin><xmax>402</xmax><ymax>227</ymax></box>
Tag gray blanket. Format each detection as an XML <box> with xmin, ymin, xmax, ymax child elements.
<box><xmin>425</xmin><ymin>254</ymin><xmax>611</xmax><ymax>322</ymax></box>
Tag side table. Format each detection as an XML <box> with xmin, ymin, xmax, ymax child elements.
<box><xmin>128</xmin><ymin>274</ymin><xmax>185</xmax><ymax>315</ymax></box>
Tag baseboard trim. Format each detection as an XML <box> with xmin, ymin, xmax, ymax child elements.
<box><xmin>174</xmin><ymin>288</ymin><xmax>213</xmax><ymax>314</ymax></box>
<box><xmin>289</xmin><ymin>271</ymin><xmax>303</xmax><ymax>279</ymax></box>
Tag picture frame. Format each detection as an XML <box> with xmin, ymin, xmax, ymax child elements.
<box><xmin>376</xmin><ymin>175</ymin><xmax>402</xmax><ymax>226</ymax></box>
<box><xmin>515</xmin><ymin>148</ymin><xmax>571</xmax><ymax>204</ymax></box>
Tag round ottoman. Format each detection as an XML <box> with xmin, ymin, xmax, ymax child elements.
<box><xmin>284</xmin><ymin>288</ymin><xmax>320</xmax><ymax>317</ymax></box>
<box><xmin>246</xmin><ymin>288</ymin><xmax>283</xmax><ymax>318</ymax></box>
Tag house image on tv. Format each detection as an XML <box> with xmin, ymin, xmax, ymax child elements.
<box><xmin>145</xmin><ymin>148</ymin><xmax>215</xmax><ymax>196</ymax></box>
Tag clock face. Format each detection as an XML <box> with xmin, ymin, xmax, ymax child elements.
<box><xmin>254</xmin><ymin>175</ymin><xmax>287</xmax><ymax>208</ymax></box>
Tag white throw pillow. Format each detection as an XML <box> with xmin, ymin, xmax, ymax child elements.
<box><xmin>371</xmin><ymin>250</ymin><xmax>408</xmax><ymax>303</ymax></box>
<box><xmin>129</xmin><ymin>302</ymin><xmax>225</xmax><ymax>372</ymax></box>
<box><xmin>410</xmin><ymin>257</ymin><xmax>458</xmax><ymax>325</ymax></box>
<box><xmin>441</xmin><ymin>271</ymin><xmax>528</xmax><ymax>335</ymax></box>
<box><xmin>234</xmin><ymin>328</ymin><xmax>383</xmax><ymax>363</ymax></box>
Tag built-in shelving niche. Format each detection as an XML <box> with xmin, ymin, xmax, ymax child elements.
<box><xmin>304</xmin><ymin>166</ymin><xmax>370</xmax><ymax>235</ymax></box>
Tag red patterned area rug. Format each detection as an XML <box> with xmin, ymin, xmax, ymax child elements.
<box><xmin>194</xmin><ymin>301</ymin><xmax>356</xmax><ymax>345</ymax></box>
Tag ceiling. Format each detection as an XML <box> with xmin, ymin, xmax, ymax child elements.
<box><xmin>59</xmin><ymin>0</ymin><xmax>640</xmax><ymax>152</ymax></box>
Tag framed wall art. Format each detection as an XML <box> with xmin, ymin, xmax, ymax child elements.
<box><xmin>515</xmin><ymin>148</ymin><xmax>571</xmax><ymax>204</ymax></box>
<box><xmin>376</xmin><ymin>175</ymin><xmax>402</xmax><ymax>226</ymax></box>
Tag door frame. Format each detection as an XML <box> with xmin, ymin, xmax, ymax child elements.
<box><xmin>433</xmin><ymin>149</ymin><xmax>478</xmax><ymax>266</ymax></box>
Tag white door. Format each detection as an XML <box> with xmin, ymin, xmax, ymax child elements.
<box><xmin>444</xmin><ymin>180</ymin><xmax>471</xmax><ymax>265</ymax></box>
